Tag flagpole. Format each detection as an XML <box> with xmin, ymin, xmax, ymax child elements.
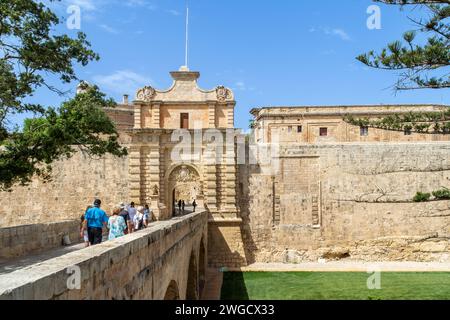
<box><xmin>185</xmin><ymin>4</ymin><xmax>189</xmax><ymax>68</ymax></box>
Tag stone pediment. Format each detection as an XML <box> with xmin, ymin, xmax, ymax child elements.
<box><xmin>134</xmin><ymin>67</ymin><xmax>234</xmax><ymax>104</ymax></box>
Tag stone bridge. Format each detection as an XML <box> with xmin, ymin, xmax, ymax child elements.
<box><xmin>0</xmin><ymin>211</ymin><xmax>208</xmax><ymax>300</ymax></box>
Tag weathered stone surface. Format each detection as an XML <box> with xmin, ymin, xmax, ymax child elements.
<box><xmin>0</xmin><ymin>221</ymin><xmax>79</xmax><ymax>260</ymax></box>
<box><xmin>0</xmin><ymin>211</ymin><xmax>208</xmax><ymax>300</ymax></box>
<box><xmin>240</xmin><ymin>143</ymin><xmax>450</xmax><ymax>263</ymax></box>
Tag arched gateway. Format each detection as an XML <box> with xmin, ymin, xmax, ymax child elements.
<box><xmin>127</xmin><ymin>66</ymin><xmax>247</xmax><ymax>267</ymax></box>
<box><xmin>167</xmin><ymin>165</ymin><xmax>203</xmax><ymax>217</ymax></box>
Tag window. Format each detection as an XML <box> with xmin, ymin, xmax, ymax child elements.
<box><xmin>404</xmin><ymin>128</ymin><xmax>412</xmax><ymax>136</ymax></box>
<box><xmin>297</xmin><ymin>126</ymin><xmax>303</xmax><ymax>133</ymax></box>
<box><xmin>360</xmin><ymin>126</ymin><xmax>369</xmax><ymax>136</ymax></box>
<box><xmin>180</xmin><ymin>113</ymin><xmax>189</xmax><ymax>129</ymax></box>
<box><xmin>288</xmin><ymin>126</ymin><xmax>292</xmax><ymax>133</ymax></box>
<box><xmin>320</xmin><ymin>128</ymin><xmax>328</xmax><ymax>137</ymax></box>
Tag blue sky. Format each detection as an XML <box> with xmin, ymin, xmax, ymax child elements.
<box><xmin>26</xmin><ymin>0</ymin><xmax>450</xmax><ymax>129</ymax></box>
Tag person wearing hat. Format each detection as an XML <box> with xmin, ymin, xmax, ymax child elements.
<box><xmin>81</xmin><ymin>199</ymin><xmax>109</xmax><ymax>245</ymax></box>
<box><xmin>118</xmin><ymin>202</ymin><xmax>131</xmax><ymax>234</ymax></box>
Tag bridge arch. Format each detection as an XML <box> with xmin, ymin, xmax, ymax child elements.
<box><xmin>186</xmin><ymin>251</ymin><xmax>199</xmax><ymax>300</ymax></box>
<box><xmin>164</xmin><ymin>280</ymin><xmax>180</xmax><ymax>300</ymax></box>
<box><xmin>199</xmin><ymin>238</ymin><xmax>206</xmax><ymax>298</ymax></box>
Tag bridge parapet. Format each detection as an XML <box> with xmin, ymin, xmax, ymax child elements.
<box><xmin>0</xmin><ymin>220</ymin><xmax>80</xmax><ymax>260</ymax></box>
<box><xmin>0</xmin><ymin>211</ymin><xmax>208</xmax><ymax>300</ymax></box>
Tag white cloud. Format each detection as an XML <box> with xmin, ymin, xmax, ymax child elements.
<box><xmin>124</xmin><ymin>0</ymin><xmax>156</xmax><ymax>10</ymax></box>
<box><xmin>309</xmin><ymin>26</ymin><xmax>351</xmax><ymax>41</ymax></box>
<box><xmin>167</xmin><ymin>9</ymin><xmax>181</xmax><ymax>16</ymax></box>
<box><xmin>93</xmin><ymin>70</ymin><xmax>153</xmax><ymax>95</ymax></box>
<box><xmin>233</xmin><ymin>81</ymin><xmax>256</xmax><ymax>92</ymax></box>
<box><xmin>99</xmin><ymin>24</ymin><xmax>119</xmax><ymax>34</ymax></box>
<box><xmin>235</xmin><ymin>81</ymin><xmax>246</xmax><ymax>91</ymax></box>
<box><xmin>328</xmin><ymin>28</ymin><xmax>351</xmax><ymax>41</ymax></box>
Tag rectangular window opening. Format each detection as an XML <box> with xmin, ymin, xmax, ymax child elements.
<box><xmin>320</xmin><ymin>128</ymin><xmax>328</xmax><ymax>137</ymax></box>
<box><xmin>180</xmin><ymin>113</ymin><xmax>189</xmax><ymax>129</ymax></box>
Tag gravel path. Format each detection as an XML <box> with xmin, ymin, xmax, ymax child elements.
<box><xmin>231</xmin><ymin>261</ymin><xmax>450</xmax><ymax>272</ymax></box>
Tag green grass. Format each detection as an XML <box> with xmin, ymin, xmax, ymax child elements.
<box><xmin>221</xmin><ymin>272</ymin><xmax>450</xmax><ymax>300</ymax></box>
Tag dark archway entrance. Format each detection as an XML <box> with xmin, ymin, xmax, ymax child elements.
<box><xmin>168</xmin><ymin>165</ymin><xmax>203</xmax><ymax>217</ymax></box>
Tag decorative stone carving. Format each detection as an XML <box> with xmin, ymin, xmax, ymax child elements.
<box><xmin>172</xmin><ymin>166</ymin><xmax>197</xmax><ymax>183</ymax></box>
<box><xmin>153</xmin><ymin>184</ymin><xmax>159</xmax><ymax>195</ymax></box>
<box><xmin>136</xmin><ymin>86</ymin><xmax>156</xmax><ymax>102</ymax></box>
<box><xmin>216</xmin><ymin>86</ymin><xmax>233</xmax><ymax>102</ymax></box>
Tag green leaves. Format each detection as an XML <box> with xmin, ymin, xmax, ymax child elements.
<box><xmin>344</xmin><ymin>108</ymin><xmax>450</xmax><ymax>134</ymax></box>
<box><xmin>0</xmin><ymin>1</ymin><xmax>126</xmax><ymax>189</ymax></box>
<box><xmin>0</xmin><ymin>86</ymin><xmax>128</xmax><ymax>190</ymax></box>
<box><xmin>0</xmin><ymin>0</ymin><xmax>100</xmax><ymax>127</ymax></box>
<box><xmin>403</xmin><ymin>31</ymin><xmax>416</xmax><ymax>43</ymax></box>
<box><xmin>413</xmin><ymin>192</ymin><xmax>431</xmax><ymax>202</ymax></box>
<box><xmin>358</xmin><ymin>1</ymin><xmax>450</xmax><ymax>90</ymax></box>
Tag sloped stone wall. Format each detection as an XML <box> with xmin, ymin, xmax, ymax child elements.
<box><xmin>0</xmin><ymin>152</ymin><xmax>130</xmax><ymax>227</ymax></box>
<box><xmin>241</xmin><ymin>142</ymin><xmax>450</xmax><ymax>263</ymax></box>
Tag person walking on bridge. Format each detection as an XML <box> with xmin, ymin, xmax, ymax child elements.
<box><xmin>107</xmin><ymin>207</ymin><xmax>127</xmax><ymax>241</ymax></box>
<box><xmin>128</xmin><ymin>202</ymin><xmax>137</xmax><ymax>232</ymax></box>
<box><xmin>81</xmin><ymin>199</ymin><xmax>109</xmax><ymax>246</ymax></box>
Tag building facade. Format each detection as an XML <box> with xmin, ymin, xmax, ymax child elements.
<box><xmin>0</xmin><ymin>68</ymin><xmax>449</xmax><ymax>266</ymax></box>
<box><xmin>251</xmin><ymin>105</ymin><xmax>450</xmax><ymax>144</ymax></box>
<box><xmin>112</xmin><ymin>67</ymin><xmax>246</xmax><ymax>267</ymax></box>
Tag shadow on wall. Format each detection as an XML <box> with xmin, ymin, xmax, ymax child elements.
<box><xmin>238</xmin><ymin>162</ymin><xmax>261</xmax><ymax>266</ymax></box>
<box><xmin>164</xmin><ymin>280</ymin><xmax>180</xmax><ymax>300</ymax></box>
<box><xmin>207</xmin><ymin>220</ymin><xmax>248</xmax><ymax>268</ymax></box>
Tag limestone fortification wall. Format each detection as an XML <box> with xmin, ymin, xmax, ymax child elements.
<box><xmin>0</xmin><ymin>212</ymin><xmax>208</xmax><ymax>300</ymax></box>
<box><xmin>1</xmin><ymin>141</ymin><xmax>449</xmax><ymax>264</ymax></box>
<box><xmin>240</xmin><ymin>142</ymin><xmax>450</xmax><ymax>263</ymax></box>
<box><xmin>0</xmin><ymin>220</ymin><xmax>80</xmax><ymax>260</ymax></box>
<box><xmin>0</xmin><ymin>152</ymin><xmax>130</xmax><ymax>227</ymax></box>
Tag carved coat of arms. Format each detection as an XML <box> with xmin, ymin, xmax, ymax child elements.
<box><xmin>136</xmin><ymin>86</ymin><xmax>156</xmax><ymax>102</ymax></box>
<box><xmin>216</xmin><ymin>86</ymin><xmax>233</xmax><ymax>102</ymax></box>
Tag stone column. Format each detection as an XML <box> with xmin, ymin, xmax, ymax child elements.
<box><xmin>134</xmin><ymin>103</ymin><xmax>142</xmax><ymax>129</ymax></box>
<box><xmin>152</xmin><ymin>103</ymin><xmax>161</xmax><ymax>128</ymax></box>
<box><xmin>208</xmin><ymin>103</ymin><xmax>217</xmax><ymax>129</ymax></box>
<box><xmin>226</xmin><ymin>103</ymin><xmax>235</xmax><ymax>128</ymax></box>
<box><xmin>203</xmin><ymin>149</ymin><xmax>218</xmax><ymax>213</ymax></box>
<box><xmin>149</xmin><ymin>144</ymin><xmax>163</xmax><ymax>219</ymax></box>
<box><xmin>129</xmin><ymin>146</ymin><xmax>142</xmax><ymax>204</ymax></box>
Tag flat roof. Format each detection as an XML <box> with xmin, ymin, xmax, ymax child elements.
<box><xmin>250</xmin><ymin>104</ymin><xmax>449</xmax><ymax>115</ymax></box>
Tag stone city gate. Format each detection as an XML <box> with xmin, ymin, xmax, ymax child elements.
<box><xmin>127</xmin><ymin>67</ymin><xmax>248</xmax><ymax>267</ymax></box>
<box><xmin>166</xmin><ymin>164</ymin><xmax>204</xmax><ymax>217</ymax></box>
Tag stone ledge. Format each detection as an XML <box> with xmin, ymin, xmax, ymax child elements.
<box><xmin>0</xmin><ymin>211</ymin><xmax>207</xmax><ymax>300</ymax></box>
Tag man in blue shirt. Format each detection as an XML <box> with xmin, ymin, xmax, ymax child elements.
<box><xmin>81</xmin><ymin>199</ymin><xmax>109</xmax><ymax>245</ymax></box>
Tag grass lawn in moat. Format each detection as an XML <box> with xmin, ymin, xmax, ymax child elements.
<box><xmin>221</xmin><ymin>272</ymin><xmax>450</xmax><ymax>300</ymax></box>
